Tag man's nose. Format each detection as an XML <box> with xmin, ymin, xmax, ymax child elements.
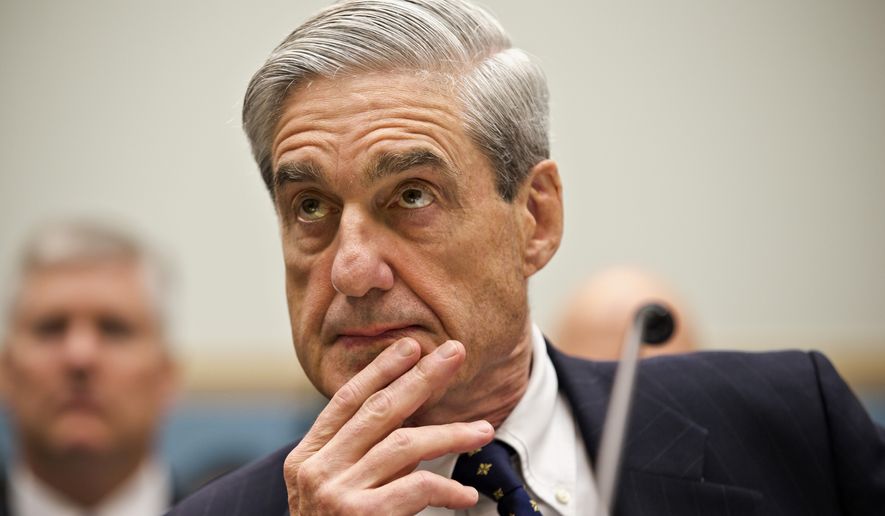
<box><xmin>330</xmin><ymin>207</ymin><xmax>394</xmax><ymax>297</ymax></box>
<box><xmin>61</xmin><ymin>320</ymin><xmax>101</xmax><ymax>369</ymax></box>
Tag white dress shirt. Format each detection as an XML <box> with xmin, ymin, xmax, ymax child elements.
<box><xmin>9</xmin><ymin>457</ymin><xmax>172</xmax><ymax>516</ymax></box>
<box><xmin>419</xmin><ymin>324</ymin><xmax>597</xmax><ymax>515</ymax></box>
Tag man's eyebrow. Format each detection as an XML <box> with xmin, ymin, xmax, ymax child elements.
<box><xmin>274</xmin><ymin>161</ymin><xmax>326</xmax><ymax>193</ymax></box>
<box><xmin>364</xmin><ymin>149</ymin><xmax>458</xmax><ymax>186</ymax></box>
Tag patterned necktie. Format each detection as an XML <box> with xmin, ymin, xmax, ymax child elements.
<box><xmin>452</xmin><ymin>440</ymin><xmax>541</xmax><ymax>516</ymax></box>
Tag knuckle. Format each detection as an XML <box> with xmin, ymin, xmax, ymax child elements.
<box><xmin>364</xmin><ymin>389</ymin><xmax>393</xmax><ymax>416</ymax></box>
<box><xmin>295</xmin><ymin>457</ymin><xmax>324</xmax><ymax>492</ymax></box>
<box><xmin>347</xmin><ymin>415</ymin><xmax>371</xmax><ymax>437</ymax></box>
<box><xmin>412</xmin><ymin>359</ymin><xmax>434</xmax><ymax>385</ymax></box>
<box><xmin>308</xmin><ymin>483</ymin><xmax>349</xmax><ymax>515</ymax></box>
<box><xmin>389</xmin><ymin>427</ymin><xmax>413</xmax><ymax>450</ymax></box>
<box><xmin>283</xmin><ymin>451</ymin><xmax>301</xmax><ymax>478</ymax></box>
<box><xmin>331</xmin><ymin>380</ymin><xmax>360</xmax><ymax>410</ymax></box>
<box><xmin>314</xmin><ymin>481</ymin><xmax>335</xmax><ymax>503</ymax></box>
<box><xmin>412</xmin><ymin>469</ymin><xmax>436</xmax><ymax>492</ymax></box>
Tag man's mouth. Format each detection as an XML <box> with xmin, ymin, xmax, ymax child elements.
<box><xmin>334</xmin><ymin>324</ymin><xmax>425</xmax><ymax>348</ymax></box>
<box><xmin>59</xmin><ymin>395</ymin><xmax>102</xmax><ymax>414</ymax></box>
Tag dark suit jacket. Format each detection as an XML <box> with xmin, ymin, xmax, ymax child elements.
<box><xmin>168</xmin><ymin>347</ymin><xmax>885</xmax><ymax>515</ymax></box>
<box><xmin>0</xmin><ymin>474</ymin><xmax>6</xmax><ymax>516</ymax></box>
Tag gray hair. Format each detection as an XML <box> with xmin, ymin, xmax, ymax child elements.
<box><xmin>243</xmin><ymin>0</ymin><xmax>549</xmax><ymax>201</ymax></box>
<box><xmin>3</xmin><ymin>220</ymin><xmax>174</xmax><ymax>337</ymax></box>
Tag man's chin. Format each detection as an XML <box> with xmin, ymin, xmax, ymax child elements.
<box><xmin>318</xmin><ymin>339</ymin><xmax>403</xmax><ymax>391</ymax></box>
<box><xmin>47</xmin><ymin>418</ymin><xmax>115</xmax><ymax>456</ymax></box>
<box><xmin>315</xmin><ymin>345</ymin><xmax>406</xmax><ymax>399</ymax></box>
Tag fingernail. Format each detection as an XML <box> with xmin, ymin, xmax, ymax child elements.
<box><xmin>471</xmin><ymin>420</ymin><xmax>492</xmax><ymax>434</ymax></box>
<box><xmin>438</xmin><ymin>340</ymin><xmax>459</xmax><ymax>358</ymax></box>
<box><xmin>395</xmin><ymin>338</ymin><xmax>415</xmax><ymax>357</ymax></box>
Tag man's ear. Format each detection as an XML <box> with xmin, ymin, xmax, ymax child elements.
<box><xmin>517</xmin><ymin>159</ymin><xmax>563</xmax><ymax>277</ymax></box>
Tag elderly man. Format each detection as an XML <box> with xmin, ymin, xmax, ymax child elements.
<box><xmin>0</xmin><ymin>222</ymin><xmax>178</xmax><ymax>516</ymax></box>
<box><xmin>171</xmin><ymin>0</ymin><xmax>885</xmax><ymax>514</ymax></box>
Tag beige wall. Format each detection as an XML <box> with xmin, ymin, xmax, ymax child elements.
<box><xmin>1</xmin><ymin>1</ymin><xmax>883</xmax><ymax>390</ymax></box>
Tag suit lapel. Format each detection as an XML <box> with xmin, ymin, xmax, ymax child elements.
<box><xmin>548</xmin><ymin>343</ymin><xmax>761</xmax><ymax>515</ymax></box>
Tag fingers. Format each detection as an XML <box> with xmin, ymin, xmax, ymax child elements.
<box><xmin>305</xmin><ymin>470</ymin><xmax>480</xmax><ymax>515</ymax></box>
<box><xmin>285</xmin><ymin>338</ymin><xmax>473</xmax><ymax>516</ymax></box>
<box><xmin>322</xmin><ymin>340</ymin><xmax>467</xmax><ymax>461</ymax></box>
<box><xmin>289</xmin><ymin>338</ymin><xmax>422</xmax><ymax>464</ymax></box>
<box><xmin>371</xmin><ymin>470</ymin><xmax>480</xmax><ymax>513</ymax></box>
<box><xmin>345</xmin><ymin>420</ymin><xmax>494</xmax><ymax>487</ymax></box>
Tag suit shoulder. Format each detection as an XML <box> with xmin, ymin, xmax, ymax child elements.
<box><xmin>553</xmin><ymin>345</ymin><xmax>831</xmax><ymax>428</ymax></box>
<box><xmin>167</xmin><ymin>441</ymin><xmax>294</xmax><ymax>516</ymax></box>
<box><xmin>635</xmin><ymin>350</ymin><xmax>828</xmax><ymax>406</ymax></box>
<box><xmin>652</xmin><ymin>347</ymin><xmax>814</xmax><ymax>366</ymax></box>
<box><xmin>635</xmin><ymin>350</ymin><xmax>837</xmax><ymax>438</ymax></box>
<box><xmin>551</xmin><ymin>344</ymin><xmax>823</xmax><ymax>398</ymax></box>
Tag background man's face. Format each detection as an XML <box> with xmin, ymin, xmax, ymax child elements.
<box><xmin>1</xmin><ymin>261</ymin><xmax>174</xmax><ymax>461</ymax></box>
<box><xmin>271</xmin><ymin>72</ymin><xmax>532</xmax><ymax>410</ymax></box>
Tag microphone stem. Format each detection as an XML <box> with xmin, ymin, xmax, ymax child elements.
<box><xmin>594</xmin><ymin>307</ymin><xmax>651</xmax><ymax>516</ymax></box>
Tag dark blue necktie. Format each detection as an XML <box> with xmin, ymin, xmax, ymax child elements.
<box><xmin>452</xmin><ymin>440</ymin><xmax>541</xmax><ymax>516</ymax></box>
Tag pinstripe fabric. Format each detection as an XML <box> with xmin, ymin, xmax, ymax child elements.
<box><xmin>166</xmin><ymin>346</ymin><xmax>885</xmax><ymax>515</ymax></box>
<box><xmin>550</xmin><ymin>346</ymin><xmax>885</xmax><ymax>515</ymax></box>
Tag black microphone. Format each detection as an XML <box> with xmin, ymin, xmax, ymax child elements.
<box><xmin>639</xmin><ymin>303</ymin><xmax>676</xmax><ymax>345</ymax></box>
<box><xmin>594</xmin><ymin>302</ymin><xmax>675</xmax><ymax>516</ymax></box>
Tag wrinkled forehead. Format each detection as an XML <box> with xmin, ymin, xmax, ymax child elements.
<box><xmin>269</xmin><ymin>72</ymin><xmax>482</xmax><ymax>187</ymax></box>
<box><xmin>271</xmin><ymin>70</ymin><xmax>464</xmax><ymax>147</ymax></box>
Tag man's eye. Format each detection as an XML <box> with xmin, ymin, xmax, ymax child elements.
<box><xmin>31</xmin><ymin>316</ymin><xmax>67</xmax><ymax>340</ymax></box>
<box><xmin>396</xmin><ymin>186</ymin><xmax>434</xmax><ymax>209</ymax></box>
<box><xmin>297</xmin><ymin>196</ymin><xmax>332</xmax><ymax>221</ymax></box>
<box><xmin>98</xmin><ymin>317</ymin><xmax>134</xmax><ymax>340</ymax></box>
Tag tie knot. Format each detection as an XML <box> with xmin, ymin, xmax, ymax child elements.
<box><xmin>452</xmin><ymin>440</ymin><xmax>541</xmax><ymax>516</ymax></box>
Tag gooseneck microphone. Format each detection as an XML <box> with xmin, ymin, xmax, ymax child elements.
<box><xmin>594</xmin><ymin>302</ymin><xmax>675</xmax><ymax>516</ymax></box>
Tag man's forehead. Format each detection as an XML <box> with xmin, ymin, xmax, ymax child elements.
<box><xmin>270</xmin><ymin>73</ymin><xmax>465</xmax><ymax>158</ymax></box>
<box><xmin>26</xmin><ymin>260</ymin><xmax>142</xmax><ymax>280</ymax></box>
<box><xmin>15</xmin><ymin>261</ymin><xmax>153</xmax><ymax>309</ymax></box>
<box><xmin>288</xmin><ymin>71</ymin><xmax>457</xmax><ymax>107</ymax></box>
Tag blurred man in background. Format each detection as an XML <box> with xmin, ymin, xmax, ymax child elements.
<box><xmin>0</xmin><ymin>221</ymin><xmax>179</xmax><ymax>516</ymax></box>
<box><xmin>554</xmin><ymin>266</ymin><xmax>698</xmax><ymax>360</ymax></box>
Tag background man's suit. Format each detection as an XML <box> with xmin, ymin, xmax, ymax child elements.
<box><xmin>168</xmin><ymin>346</ymin><xmax>885</xmax><ymax>515</ymax></box>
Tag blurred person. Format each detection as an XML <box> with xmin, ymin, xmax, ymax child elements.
<box><xmin>170</xmin><ymin>1</ymin><xmax>885</xmax><ymax>514</ymax></box>
<box><xmin>554</xmin><ymin>266</ymin><xmax>698</xmax><ymax>360</ymax></box>
<box><xmin>0</xmin><ymin>221</ymin><xmax>179</xmax><ymax>516</ymax></box>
